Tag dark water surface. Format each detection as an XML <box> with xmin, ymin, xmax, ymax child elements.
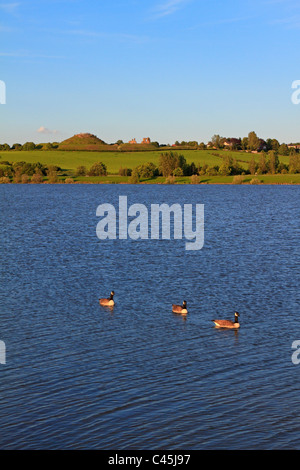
<box><xmin>0</xmin><ymin>184</ymin><xmax>299</xmax><ymax>450</ymax></box>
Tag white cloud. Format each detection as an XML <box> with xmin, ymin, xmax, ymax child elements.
<box><xmin>37</xmin><ymin>126</ymin><xmax>59</xmax><ymax>135</ymax></box>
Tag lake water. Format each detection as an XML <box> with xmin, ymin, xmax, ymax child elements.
<box><xmin>0</xmin><ymin>184</ymin><xmax>299</xmax><ymax>450</ymax></box>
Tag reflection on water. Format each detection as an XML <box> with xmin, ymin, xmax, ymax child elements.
<box><xmin>0</xmin><ymin>184</ymin><xmax>299</xmax><ymax>449</ymax></box>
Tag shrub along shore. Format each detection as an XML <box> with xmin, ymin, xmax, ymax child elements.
<box><xmin>0</xmin><ymin>148</ymin><xmax>300</xmax><ymax>185</ymax></box>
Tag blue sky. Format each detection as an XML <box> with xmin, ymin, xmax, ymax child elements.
<box><xmin>0</xmin><ymin>0</ymin><xmax>300</xmax><ymax>145</ymax></box>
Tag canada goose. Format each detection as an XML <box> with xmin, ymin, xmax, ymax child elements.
<box><xmin>99</xmin><ymin>291</ymin><xmax>115</xmax><ymax>306</ymax></box>
<box><xmin>172</xmin><ymin>301</ymin><xmax>188</xmax><ymax>315</ymax></box>
<box><xmin>212</xmin><ymin>311</ymin><xmax>240</xmax><ymax>329</ymax></box>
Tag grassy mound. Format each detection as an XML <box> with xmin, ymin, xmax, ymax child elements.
<box><xmin>59</xmin><ymin>133</ymin><xmax>117</xmax><ymax>151</ymax></box>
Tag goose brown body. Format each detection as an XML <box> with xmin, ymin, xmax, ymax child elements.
<box><xmin>99</xmin><ymin>291</ymin><xmax>115</xmax><ymax>306</ymax></box>
<box><xmin>172</xmin><ymin>301</ymin><xmax>188</xmax><ymax>314</ymax></box>
<box><xmin>212</xmin><ymin>312</ymin><xmax>240</xmax><ymax>329</ymax></box>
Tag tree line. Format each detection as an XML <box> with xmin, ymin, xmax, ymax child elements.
<box><xmin>0</xmin><ymin>160</ymin><xmax>109</xmax><ymax>183</ymax></box>
<box><xmin>0</xmin><ymin>142</ymin><xmax>59</xmax><ymax>151</ymax></box>
<box><xmin>75</xmin><ymin>151</ymin><xmax>300</xmax><ymax>181</ymax></box>
<box><xmin>208</xmin><ymin>132</ymin><xmax>299</xmax><ymax>155</ymax></box>
<box><xmin>1</xmin><ymin>131</ymin><xmax>299</xmax><ymax>154</ymax></box>
<box><xmin>125</xmin><ymin>151</ymin><xmax>300</xmax><ymax>180</ymax></box>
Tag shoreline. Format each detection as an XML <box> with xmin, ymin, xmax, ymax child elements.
<box><xmin>2</xmin><ymin>180</ymin><xmax>300</xmax><ymax>186</ymax></box>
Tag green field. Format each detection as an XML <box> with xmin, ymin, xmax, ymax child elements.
<box><xmin>0</xmin><ymin>148</ymin><xmax>276</xmax><ymax>174</ymax></box>
<box><xmin>0</xmin><ymin>149</ymin><xmax>298</xmax><ymax>184</ymax></box>
<box><xmin>0</xmin><ymin>148</ymin><xmax>290</xmax><ymax>170</ymax></box>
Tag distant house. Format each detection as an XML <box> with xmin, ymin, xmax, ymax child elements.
<box><xmin>288</xmin><ymin>144</ymin><xmax>300</xmax><ymax>149</ymax></box>
<box><xmin>128</xmin><ymin>138</ymin><xmax>137</xmax><ymax>144</ymax></box>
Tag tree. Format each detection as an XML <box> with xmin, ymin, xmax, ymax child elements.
<box><xmin>31</xmin><ymin>173</ymin><xmax>43</xmax><ymax>183</ymax></box>
<box><xmin>129</xmin><ymin>168</ymin><xmax>140</xmax><ymax>183</ymax></box>
<box><xmin>22</xmin><ymin>142</ymin><xmax>36</xmax><ymax>151</ymax></box>
<box><xmin>47</xmin><ymin>166</ymin><xmax>59</xmax><ymax>183</ymax></box>
<box><xmin>0</xmin><ymin>143</ymin><xmax>10</xmax><ymax>151</ymax></box>
<box><xmin>289</xmin><ymin>154</ymin><xmax>300</xmax><ymax>173</ymax></box>
<box><xmin>13</xmin><ymin>170</ymin><xmax>22</xmax><ymax>183</ymax></box>
<box><xmin>119</xmin><ymin>167</ymin><xmax>132</xmax><ymax>176</ymax></box>
<box><xmin>88</xmin><ymin>161</ymin><xmax>107</xmax><ymax>176</ymax></box>
<box><xmin>248</xmin><ymin>131</ymin><xmax>259</xmax><ymax>151</ymax></box>
<box><xmin>270</xmin><ymin>139</ymin><xmax>280</xmax><ymax>152</ymax></box>
<box><xmin>173</xmin><ymin>167</ymin><xmax>184</xmax><ymax>176</ymax></box>
<box><xmin>257</xmin><ymin>153</ymin><xmax>268</xmax><ymax>174</ymax></box>
<box><xmin>21</xmin><ymin>174</ymin><xmax>30</xmax><ymax>184</ymax></box>
<box><xmin>189</xmin><ymin>162</ymin><xmax>197</xmax><ymax>175</ymax></box>
<box><xmin>35</xmin><ymin>162</ymin><xmax>47</xmax><ymax>175</ymax></box>
<box><xmin>277</xmin><ymin>162</ymin><xmax>288</xmax><ymax>174</ymax></box>
<box><xmin>248</xmin><ymin>156</ymin><xmax>257</xmax><ymax>175</ymax></box>
<box><xmin>76</xmin><ymin>165</ymin><xmax>87</xmax><ymax>176</ymax></box>
<box><xmin>268</xmin><ymin>150</ymin><xmax>279</xmax><ymax>174</ymax></box>
<box><xmin>158</xmin><ymin>152</ymin><xmax>186</xmax><ymax>177</ymax></box>
<box><xmin>136</xmin><ymin>162</ymin><xmax>157</xmax><ymax>179</ymax></box>
<box><xmin>0</xmin><ymin>176</ymin><xmax>10</xmax><ymax>183</ymax></box>
<box><xmin>241</xmin><ymin>137</ymin><xmax>249</xmax><ymax>151</ymax></box>
<box><xmin>258</xmin><ymin>139</ymin><xmax>267</xmax><ymax>152</ymax></box>
<box><xmin>206</xmin><ymin>166</ymin><xmax>219</xmax><ymax>176</ymax></box>
<box><xmin>190</xmin><ymin>174</ymin><xmax>200</xmax><ymax>184</ymax></box>
<box><xmin>219</xmin><ymin>155</ymin><xmax>243</xmax><ymax>176</ymax></box>
<box><xmin>45</xmin><ymin>142</ymin><xmax>55</xmax><ymax>150</ymax></box>
<box><xmin>199</xmin><ymin>163</ymin><xmax>209</xmax><ymax>175</ymax></box>
<box><xmin>211</xmin><ymin>134</ymin><xmax>223</xmax><ymax>149</ymax></box>
<box><xmin>278</xmin><ymin>143</ymin><xmax>289</xmax><ymax>156</ymax></box>
<box><xmin>225</xmin><ymin>138</ymin><xmax>242</xmax><ymax>150</ymax></box>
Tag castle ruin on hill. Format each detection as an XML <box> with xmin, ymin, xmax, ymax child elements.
<box><xmin>128</xmin><ymin>137</ymin><xmax>151</xmax><ymax>144</ymax></box>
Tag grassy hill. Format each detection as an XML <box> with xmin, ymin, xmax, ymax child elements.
<box><xmin>57</xmin><ymin>133</ymin><xmax>160</xmax><ymax>152</ymax></box>
<box><xmin>58</xmin><ymin>133</ymin><xmax>118</xmax><ymax>151</ymax></box>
